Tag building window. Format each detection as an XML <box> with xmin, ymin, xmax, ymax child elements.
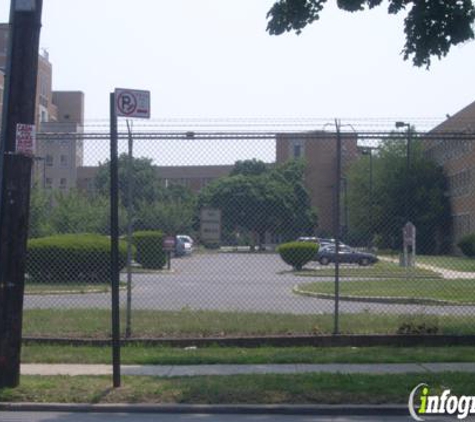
<box><xmin>45</xmin><ymin>154</ymin><xmax>53</xmax><ymax>166</ymax></box>
<box><xmin>59</xmin><ymin>178</ymin><xmax>67</xmax><ymax>190</ymax></box>
<box><xmin>289</xmin><ymin>140</ymin><xmax>305</xmax><ymax>159</ymax></box>
<box><xmin>45</xmin><ymin>178</ymin><xmax>52</xmax><ymax>189</ymax></box>
<box><xmin>60</xmin><ymin>154</ymin><xmax>68</xmax><ymax>167</ymax></box>
<box><xmin>293</xmin><ymin>144</ymin><xmax>302</xmax><ymax>158</ymax></box>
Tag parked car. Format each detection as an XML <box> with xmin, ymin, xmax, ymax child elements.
<box><xmin>175</xmin><ymin>235</ymin><xmax>193</xmax><ymax>257</ymax></box>
<box><xmin>297</xmin><ymin>236</ymin><xmax>348</xmax><ymax>249</ymax></box>
<box><xmin>315</xmin><ymin>244</ymin><xmax>378</xmax><ymax>266</ymax></box>
<box><xmin>177</xmin><ymin>235</ymin><xmax>194</xmax><ymax>248</ymax></box>
<box><xmin>297</xmin><ymin>236</ymin><xmax>319</xmax><ymax>243</ymax></box>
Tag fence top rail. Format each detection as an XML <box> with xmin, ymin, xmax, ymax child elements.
<box><xmin>36</xmin><ymin>130</ymin><xmax>475</xmax><ymax>141</ymax></box>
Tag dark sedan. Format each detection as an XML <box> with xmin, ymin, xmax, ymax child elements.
<box><xmin>315</xmin><ymin>245</ymin><xmax>378</xmax><ymax>266</ymax></box>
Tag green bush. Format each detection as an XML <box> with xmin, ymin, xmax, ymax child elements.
<box><xmin>27</xmin><ymin>234</ymin><xmax>128</xmax><ymax>283</ymax></box>
<box><xmin>458</xmin><ymin>234</ymin><xmax>475</xmax><ymax>258</ymax></box>
<box><xmin>277</xmin><ymin>241</ymin><xmax>318</xmax><ymax>271</ymax></box>
<box><xmin>133</xmin><ymin>230</ymin><xmax>166</xmax><ymax>269</ymax></box>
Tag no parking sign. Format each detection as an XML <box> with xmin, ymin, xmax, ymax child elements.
<box><xmin>114</xmin><ymin>88</ymin><xmax>150</xmax><ymax>119</ymax></box>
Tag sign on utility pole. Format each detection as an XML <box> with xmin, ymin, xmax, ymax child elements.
<box><xmin>15</xmin><ymin>123</ymin><xmax>36</xmax><ymax>156</ymax></box>
<box><xmin>109</xmin><ymin>88</ymin><xmax>150</xmax><ymax>388</ymax></box>
<box><xmin>0</xmin><ymin>0</ymin><xmax>43</xmax><ymax>389</ymax></box>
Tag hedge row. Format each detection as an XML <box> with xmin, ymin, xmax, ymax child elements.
<box><xmin>27</xmin><ymin>234</ymin><xmax>129</xmax><ymax>283</ymax></box>
<box><xmin>132</xmin><ymin>230</ymin><xmax>166</xmax><ymax>269</ymax></box>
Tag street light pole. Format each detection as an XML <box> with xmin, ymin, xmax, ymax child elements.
<box><xmin>395</xmin><ymin>121</ymin><xmax>411</xmax><ymax>224</ymax></box>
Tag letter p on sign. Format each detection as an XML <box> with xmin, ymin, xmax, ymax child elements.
<box><xmin>114</xmin><ymin>88</ymin><xmax>150</xmax><ymax>119</ymax></box>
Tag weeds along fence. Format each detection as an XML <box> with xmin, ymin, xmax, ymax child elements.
<box><xmin>23</xmin><ymin>117</ymin><xmax>475</xmax><ymax>340</ymax></box>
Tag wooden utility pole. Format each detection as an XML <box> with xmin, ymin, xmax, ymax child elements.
<box><xmin>0</xmin><ymin>0</ymin><xmax>43</xmax><ymax>388</ymax></box>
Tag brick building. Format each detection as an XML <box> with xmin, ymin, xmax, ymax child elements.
<box><xmin>276</xmin><ymin>131</ymin><xmax>358</xmax><ymax>234</ymax></box>
<box><xmin>0</xmin><ymin>23</ymin><xmax>84</xmax><ymax>191</ymax></box>
<box><xmin>426</xmin><ymin>100</ymin><xmax>475</xmax><ymax>248</ymax></box>
<box><xmin>77</xmin><ymin>164</ymin><xmax>234</xmax><ymax>196</ymax></box>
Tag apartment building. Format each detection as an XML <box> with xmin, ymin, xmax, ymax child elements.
<box><xmin>77</xmin><ymin>164</ymin><xmax>234</xmax><ymax>196</ymax></box>
<box><xmin>38</xmin><ymin>91</ymin><xmax>84</xmax><ymax>191</ymax></box>
<box><xmin>426</xmin><ymin>100</ymin><xmax>475</xmax><ymax>247</ymax></box>
<box><xmin>276</xmin><ymin>131</ymin><xmax>358</xmax><ymax>234</ymax></box>
<box><xmin>0</xmin><ymin>23</ymin><xmax>84</xmax><ymax>191</ymax></box>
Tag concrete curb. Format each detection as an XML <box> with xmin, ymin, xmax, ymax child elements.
<box><xmin>293</xmin><ymin>285</ymin><xmax>475</xmax><ymax>306</ymax></box>
<box><xmin>0</xmin><ymin>402</ymin><xmax>409</xmax><ymax>416</ymax></box>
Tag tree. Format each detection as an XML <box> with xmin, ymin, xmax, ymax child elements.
<box><xmin>135</xmin><ymin>185</ymin><xmax>196</xmax><ymax>235</ymax></box>
<box><xmin>49</xmin><ymin>189</ymin><xmax>126</xmax><ymax>235</ymax></box>
<box><xmin>28</xmin><ymin>185</ymin><xmax>54</xmax><ymax>238</ymax></box>
<box><xmin>346</xmin><ymin>136</ymin><xmax>451</xmax><ymax>253</ymax></box>
<box><xmin>266</xmin><ymin>0</ymin><xmax>475</xmax><ymax>68</ymax></box>
<box><xmin>198</xmin><ymin>159</ymin><xmax>317</xmax><ymax>248</ymax></box>
<box><xmin>94</xmin><ymin>155</ymin><xmax>162</xmax><ymax>207</ymax></box>
<box><xmin>135</xmin><ymin>201</ymin><xmax>195</xmax><ymax>235</ymax></box>
<box><xmin>230</xmin><ymin>159</ymin><xmax>270</xmax><ymax>177</ymax></box>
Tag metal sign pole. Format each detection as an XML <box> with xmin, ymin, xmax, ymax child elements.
<box><xmin>125</xmin><ymin>120</ymin><xmax>133</xmax><ymax>339</ymax></box>
<box><xmin>109</xmin><ymin>92</ymin><xmax>121</xmax><ymax>388</ymax></box>
<box><xmin>333</xmin><ymin>119</ymin><xmax>342</xmax><ymax>335</ymax></box>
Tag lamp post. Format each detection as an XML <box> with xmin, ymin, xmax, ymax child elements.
<box><xmin>395</xmin><ymin>121</ymin><xmax>412</xmax><ymax>224</ymax></box>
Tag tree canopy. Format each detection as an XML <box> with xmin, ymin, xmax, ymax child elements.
<box><xmin>346</xmin><ymin>135</ymin><xmax>451</xmax><ymax>253</ymax></box>
<box><xmin>198</xmin><ymin>159</ymin><xmax>317</xmax><ymax>247</ymax></box>
<box><xmin>266</xmin><ymin>0</ymin><xmax>475</xmax><ymax>68</ymax></box>
<box><xmin>95</xmin><ymin>154</ymin><xmax>161</xmax><ymax>207</ymax></box>
<box><xmin>230</xmin><ymin>159</ymin><xmax>270</xmax><ymax>177</ymax></box>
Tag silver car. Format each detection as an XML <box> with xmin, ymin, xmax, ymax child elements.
<box><xmin>316</xmin><ymin>245</ymin><xmax>378</xmax><ymax>266</ymax></box>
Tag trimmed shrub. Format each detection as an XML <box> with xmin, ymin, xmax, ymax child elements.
<box><xmin>133</xmin><ymin>230</ymin><xmax>166</xmax><ymax>269</ymax></box>
<box><xmin>27</xmin><ymin>234</ymin><xmax>128</xmax><ymax>283</ymax></box>
<box><xmin>458</xmin><ymin>234</ymin><xmax>475</xmax><ymax>258</ymax></box>
<box><xmin>277</xmin><ymin>241</ymin><xmax>318</xmax><ymax>271</ymax></box>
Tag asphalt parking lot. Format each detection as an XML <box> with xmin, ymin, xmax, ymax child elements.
<box><xmin>23</xmin><ymin>252</ymin><xmax>475</xmax><ymax>316</ymax></box>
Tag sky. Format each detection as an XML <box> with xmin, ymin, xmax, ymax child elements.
<box><xmin>2</xmin><ymin>1</ymin><xmax>475</xmax><ymax>165</ymax></box>
<box><xmin>2</xmin><ymin>0</ymin><xmax>475</xmax><ymax>124</ymax></box>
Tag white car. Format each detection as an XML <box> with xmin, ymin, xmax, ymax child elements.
<box><xmin>176</xmin><ymin>235</ymin><xmax>194</xmax><ymax>255</ymax></box>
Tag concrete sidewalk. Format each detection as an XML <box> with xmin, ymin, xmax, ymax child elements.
<box><xmin>378</xmin><ymin>256</ymin><xmax>475</xmax><ymax>279</ymax></box>
<box><xmin>20</xmin><ymin>362</ymin><xmax>475</xmax><ymax>377</ymax></box>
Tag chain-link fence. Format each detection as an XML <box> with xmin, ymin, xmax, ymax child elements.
<box><xmin>22</xmin><ymin>118</ymin><xmax>475</xmax><ymax>340</ymax></box>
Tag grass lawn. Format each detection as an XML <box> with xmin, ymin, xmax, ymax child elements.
<box><xmin>22</xmin><ymin>308</ymin><xmax>475</xmax><ymax>337</ymax></box>
<box><xmin>416</xmin><ymin>255</ymin><xmax>475</xmax><ymax>272</ymax></box>
<box><xmin>20</xmin><ymin>344</ymin><xmax>475</xmax><ymax>365</ymax></box>
<box><xmin>296</xmin><ymin>278</ymin><xmax>475</xmax><ymax>304</ymax></box>
<box><xmin>0</xmin><ymin>373</ymin><xmax>472</xmax><ymax>404</ymax></box>
<box><xmin>295</xmin><ymin>261</ymin><xmax>441</xmax><ymax>279</ymax></box>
